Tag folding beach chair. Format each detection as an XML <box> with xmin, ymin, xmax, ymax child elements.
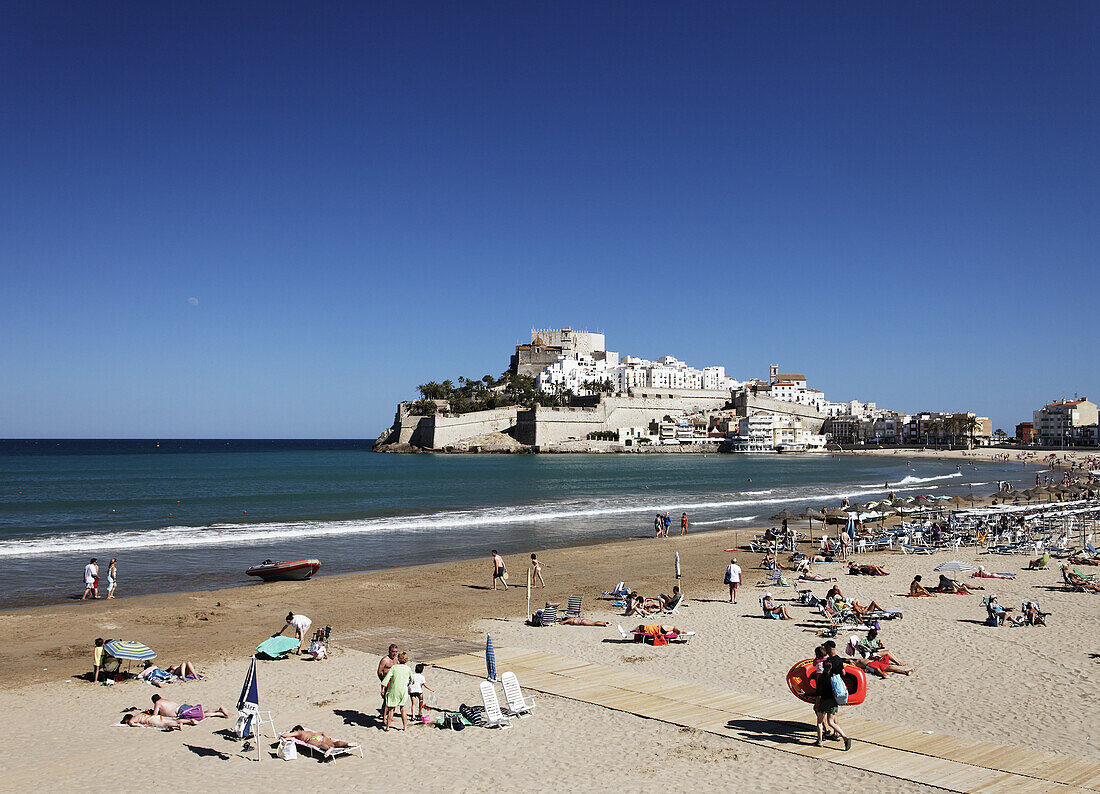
<box><xmin>478</xmin><ymin>681</ymin><xmax>512</xmax><ymax>728</ymax></box>
<box><xmin>564</xmin><ymin>595</ymin><xmax>583</xmax><ymax>619</ymax></box>
<box><xmin>500</xmin><ymin>671</ymin><xmax>535</xmax><ymax>717</ymax></box>
<box><xmin>530</xmin><ymin>602</ymin><xmax>559</xmax><ymax>626</ymax></box>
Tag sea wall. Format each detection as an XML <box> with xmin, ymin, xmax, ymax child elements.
<box><xmin>386</xmin><ymin>404</ymin><xmax>520</xmax><ymax>449</ymax></box>
<box><xmin>733</xmin><ymin>391</ymin><xmax>826</xmax><ymax>431</ymax></box>
<box><xmin>516</xmin><ymin>392</ymin><xmax>731</xmax><ymax>449</ymax></box>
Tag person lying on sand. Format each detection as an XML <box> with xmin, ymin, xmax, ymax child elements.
<box><xmin>972</xmin><ymin>566</ymin><xmax>1015</xmax><ymax>580</ymax></box>
<box><xmin>848</xmin><ymin>562</ymin><xmax>888</xmax><ymax>576</ymax></box>
<box><xmin>935</xmin><ymin>575</ymin><xmax>973</xmax><ymax>594</ymax></box>
<box><xmin>798</xmin><ymin>570</ymin><xmax>836</xmax><ymax>582</ymax></box>
<box><xmin>150</xmin><ymin>695</ymin><xmax>229</xmax><ymax>720</ymax></box>
<box><xmin>560</xmin><ymin>617</ymin><xmax>609</xmax><ymax>626</ymax></box>
<box><xmin>121</xmin><ymin>712</ymin><xmax>191</xmax><ymax>729</ymax></box>
<box><xmin>909</xmin><ymin>575</ymin><xmax>936</xmax><ymax>597</ymax></box>
<box><xmin>761</xmin><ymin>594</ymin><xmax>792</xmax><ymax>620</ymax></box>
<box><xmin>1068</xmin><ymin>555</ymin><xmax>1099</xmax><ymax>566</ymax></box>
<box><xmin>280</xmin><ymin>726</ymin><xmax>356</xmax><ymax>753</ymax></box>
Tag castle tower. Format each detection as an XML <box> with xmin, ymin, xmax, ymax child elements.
<box><xmin>769</xmin><ymin>364</ymin><xmax>778</xmax><ymax>384</ymax></box>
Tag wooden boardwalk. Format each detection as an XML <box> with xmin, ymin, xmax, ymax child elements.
<box><xmin>430</xmin><ymin>647</ymin><xmax>1100</xmax><ymax>794</ymax></box>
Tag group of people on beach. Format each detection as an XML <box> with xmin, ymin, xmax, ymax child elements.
<box><xmin>376</xmin><ymin>642</ymin><xmax>433</xmax><ymax>731</ymax></box>
<box><xmin>81</xmin><ymin>557</ymin><xmax>118</xmax><ymax>600</ymax></box>
<box><xmin>653</xmin><ymin>512</ymin><xmax>689</xmax><ymax>537</ymax></box>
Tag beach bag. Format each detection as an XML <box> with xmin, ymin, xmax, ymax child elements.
<box><xmin>830</xmin><ymin>673</ymin><xmax>849</xmax><ymax>705</ymax></box>
<box><xmin>724</xmin><ymin>566</ymin><xmax>733</xmax><ymax>584</ymax></box>
<box><xmin>278</xmin><ymin>737</ymin><xmax>297</xmax><ymax>760</ymax></box>
<box><xmin>234</xmin><ymin>713</ymin><xmax>254</xmax><ymax>739</ymax></box>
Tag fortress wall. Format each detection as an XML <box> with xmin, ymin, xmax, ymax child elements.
<box><xmin>429</xmin><ymin>407</ymin><xmax>520</xmax><ymax>448</ymax></box>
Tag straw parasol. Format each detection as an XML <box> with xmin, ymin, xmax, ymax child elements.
<box><xmin>798</xmin><ymin>507</ymin><xmax>826</xmax><ymax>542</ymax></box>
<box><xmin>770</xmin><ymin>509</ymin><xmax>800</xmax><ymax>524</ymax></box>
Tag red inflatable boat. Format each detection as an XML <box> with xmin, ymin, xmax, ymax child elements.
<box><xmin>245</xmin><ymin>559</ymin><xmax>321</xmax><ymax>582</ymax></box>
<box><xmin>786</xmin><ymin>658</ymin><xmax>867</xmax><ymax>706</ymax></box>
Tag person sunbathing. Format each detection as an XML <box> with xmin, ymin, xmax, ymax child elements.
<box><xmin>120</xmin><ymin>712</ymin><xmax>188</xmax><ymax>730</ymax></box>
<box><xmin>1022</xmin><ymin>602</ymin><xmax>1049</xmax><ymax>626</ymax></box>
<box><xmin>659</xmin><ymin>586</ymin><xmax>681</xmax><ymax>610</ymax></box>
<box><xmin>909</xmin><ymin>575</ymin><xmax>936</xmax><ymax>597</ymax></box>
<box><xmin>280</xmin><ymin>726</ymin><xmax>355</xmax><ymax>753</ymax></box>
<box><xmin>761</xmin><ymin>552</ymin><xmax>785</xmax><ymax>570</ymax></box>
<box><xmin>1068</xmin><ymin>555</ymin><xmax>1099</xmax><ymax>566</ymax></box>
<box><xmin>848</xmin><ymin>562</ymin><xmax>888</xmax><ymax>576</ymax></box>
<box><xmin>624</xmin><ymin>594</ymin><xmax>660</xmax><ymax>616</ymax></box>
<box><xmin>138</xmin><ymin>662</ymin><xmax>180</xmax><ymax>687</ymax></box>
<box><xmin>1063</xmin><ymin>567</ymin><xmax>1100</xmax><ymax>592</ymax></box>
<box><xmin>165</xmin><ymin>662</ymin><xmax>201</xmax><ymax>680</ymax></box>
<box><xmin>150</xmin><ymin>694</ymin><xmax>229</xmax><ymax>720</ymax></box>
<box><xmin>935</xmin><ymin>575</ymin><xmax>971</xmax><ymax>594</ymax></box>
<box><xmin>632</xmin><ymin>623</ymin><xmax>684</xmax><ymax>636</ymax></box>
<box><xmin>972</xmin><ymin>566</ymin><xmax>1015</xmax><ymax>580</ymax></box>
<box><xmin>761</xmin><ymin>594</ymin><xmax>792</xmax><ymax>620</ymax></box>
<box><xmin>561</xmin><ymin>617</ymin><xmax>609</xmax><ymax>626</ymax></box>
<box><xmin>1027</xmin><ymin>554</ymin><xmax>1049</xmax><ymax>569</ymax></box>
<box><xmin>848</xmin><ymin>599</ymin><xmax>890</xmax><ymax>619</ymax></box>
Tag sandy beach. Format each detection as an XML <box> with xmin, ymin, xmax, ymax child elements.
<box><xmin>3</xmin><ymin>516</ymin><xmax>1098</xmax><ymax>792</ymax></box>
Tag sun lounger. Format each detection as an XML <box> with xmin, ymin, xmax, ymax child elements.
<box><xmin>500</xmin><ymin>671</ymin><xmax>535</xmax><ymax>717</ymax></box>
<box><xmin>291</xmin><ymin>738</ymin><xmax>363</xmax><ymax>761</ymax></box>
<box><xmin>900</xmin><ymin>543</ymin><xmax>933</xmax><ymax>555</ymax></box>
<box><xmin>617</xmin><ymin>624</ymin><xmax>695</xmax><ymax>644</ymax></box>
<box><xmin>602</xmin><ymin>582</ymin><xmax>626</xmax><ymax>596</ymax></box>
<box><xmin>530</xmin><ymin>604</ymin><xmax>558</xmax><ymax>626</ymax></box>
<box><xmin>1073</xmin><ymin>568</ymin><xmax>1098</xmax><ymax>582</ymax></box>
<box><xmin>478</xmin><ymin>681</ymin><xmax>512</xmax><ymax>728</ymax></box>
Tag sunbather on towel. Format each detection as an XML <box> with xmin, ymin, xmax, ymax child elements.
<box><xmin>560</xmin><ymin>617</ymin><xmax>609</xmax><ymax>626</ymax></box>
<box><xmin>972</xmin><ymin>566</ymin><xmax>1015</xmax><ymax>580</ymax></box>
<box><xmin>138</xmin><ymin>662</ymin><xmax>180</xmax><ymax>687</ymax></box>
<box><xmin>909</xmin><ymin>575</ymin><xmax>936</xmax><ymax>597</ymax></box>
<box><xmin>848</xmin><ymin>562</ymin><xmax>888</xmax><ymax>576</ymax></box>
<box><xmin>935</xmin><ymin>575</ymin><xmax>972</xmax><ymax>594</ymax></box>
<box><xmin>280</xmin><ymin>726</ymin><xmax>355</xmax><ymax>753</ymax></box>
<box><xmin>121</xmin><ymin>712</ymin><xmax>188</xmax><ymax>730</ymax></box>
<box><xmin>761</xmin><ymin>594</ymin><xmax>792</xmax><ymax>620</ymax></box>
<box><xmin>1069</xmin><ymin>555</ymin><xmax>1099</xmax><ymax>566</ymax></box>
<box><xmin>150</xmin><ymin>694</ymin><xmax>229</xmax><ymax>720</ymax></box>
<box><xmin>798</xmin><ymin>570</ymin><xmax>836</xmax><ymax>582</ymax></box>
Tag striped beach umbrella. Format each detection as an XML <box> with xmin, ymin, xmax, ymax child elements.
<box><xmin>104</xmin><ymin>640</ymin><xmax>156</xmax><ymax>661</ymax></box>
<box><xmin>485</xmin><ymin>634</ymin><xmax>497</xmax><ymax>682</ymax></box>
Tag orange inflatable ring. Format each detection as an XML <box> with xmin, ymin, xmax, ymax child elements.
<box><xmin>786</xmin><ymin>658</ymin><xmax>866</xmax><ymax>706</ymax></box>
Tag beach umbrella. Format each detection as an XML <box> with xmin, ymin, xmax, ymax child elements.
<box><xmin>770</xmin><ymin>509</ymin><xmax>799</xmax><ymax>523</ymax></box>
<box><xmin>947</xmin><ymin>496</ymin><xmax>968</xmax><ymax>508</ymax></box>
<box><xmin>934</xmin><ymin>560</ymin><xmax>976</xmax><ymax>573</ymax></box>
<box><xmin>962</xmin><ymin>493</ymin><xmax>983</xmax><ymax>504</ymax></box>
<box><xmin>485</xmin><ymin>634</ymin><xmax>497</xmax><ymax>682</ymax></box>
<box><xmin>235</xmin><ymin>657</ymin><xmax>259</xmax><ymax>749</ymax></box>
<box><xmin>934</xmin><ymin>560</ymin><xmax>975</xmax><ymax>581</ymax></box>
<box><xmin>799</xmin><ymin>508</ymin><xmax>825</xmax><ymax>542</ymax></box>
<box><xmin>675</xmin><ymin>551</ymin><xmax>681</xmax><ymax>582</ymax></box>
<box><xmin>104</xmin><ymin>640</ymin><xmax>156</xmax><ymax>661</ymax></box>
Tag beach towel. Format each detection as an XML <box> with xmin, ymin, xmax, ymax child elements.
<box><xmin>255</xmin><ymin>636</ymin><xmax>300</xmax><ymax>659</ymax></box>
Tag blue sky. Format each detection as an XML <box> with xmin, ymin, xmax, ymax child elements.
<box><xmin>2</xmin><ymin>2</ymin><xmax>1097</xmax><ymax>437</ymax></box>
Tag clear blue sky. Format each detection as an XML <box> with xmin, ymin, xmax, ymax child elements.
<box><xmin>2</xmin><ymin>2</ymin><xmax>1097</xmax><ymax>437</ymax></box>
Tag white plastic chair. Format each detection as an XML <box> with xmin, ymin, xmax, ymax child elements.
<box><xmin>500</xmin><ymin>671</ymin><xmax>535</xmax><ymax>717</ymax></box>
<box><xmin>479</xmin><ymin>680</ymin><xmax>512</xmax><ymax>728</ymax></box>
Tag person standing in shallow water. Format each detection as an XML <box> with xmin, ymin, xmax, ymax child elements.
<box><xmin>82</xmin><ymin>558</ymin><xmax>99</xmax><ymax>600</ymax></box>
<box><xmin>106</xmin><ymin>558</ymin><xmax>118</xmax><ymax>599</ymax></box>
<box><xmin>680</xmin><ymin>513</ymin><xmax>689</xmax><ymax>535</ymax></box>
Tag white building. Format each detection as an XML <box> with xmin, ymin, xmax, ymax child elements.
<box><xmin>539</xmin><ymin>351</ymin><xmax>738</xmax><ymax>395</ymax></box>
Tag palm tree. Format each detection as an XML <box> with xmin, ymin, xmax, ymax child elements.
<box><xmin>960</xmin><ymin>415</ymin><xmax>981</xmax><ymax>448</ymax></box>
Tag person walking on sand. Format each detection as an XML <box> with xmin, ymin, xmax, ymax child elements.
<box><xmin>377</xmin><ymin>644</ymin><xmax>398</xmax><ymax>713</ymax></box>
<box><xmin>813</xmin><ymin>656</ymin><xmax>852</xmax><ymax>750</ymax></box>
<box><xmin>530</xmin><ymin>554</ymin><xmax>548</xmax><ymax>588</ymax></box>
<box><xmin>380</xmin><ymin>651</ymin><xmax>413</xmax><ymax>731</ymax></box>
<box><xmin>491</xmin><ymin>550</ymin><xmax>508</xmax><ymax>590</ymax></box>
<box><xmin>680</xmin><ymin>513</ymin><xmax>689</xmax><ymax>535</ymax></box>
<box><xmin>724</xmin><ymin>558</ymin><xmax>742</xmax><ymax>603</ymax></box>
<box><xmin>663</xmin><ymin>513</ymin><xmax>672</xmax><ymax>537</ymax></box>
<box><xmin>106</xmin><ymin>558</ymin><xmax>118</xmax><ymax>599</ymax></box>
<box><xmin>82</xmin><ymin>558</ymin><xmax>99</xmax><ymax>600</ymax></box>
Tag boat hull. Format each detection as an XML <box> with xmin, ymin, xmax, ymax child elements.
<box><xmin>246</xmin><ymin>559</ymin><xmax>321</xmax><ymax>582</ymax></box>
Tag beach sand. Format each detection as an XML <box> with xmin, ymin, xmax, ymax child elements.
<box><xmin>3</xmin><ymin>523</ymin><xmax>1098</xmax><ymax>791</ymax></box>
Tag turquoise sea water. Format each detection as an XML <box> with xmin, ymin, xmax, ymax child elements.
<box><xmin>0</xmin><ymin>440</ymin><xmax>1036</xmax><ymax>608</ymax></box>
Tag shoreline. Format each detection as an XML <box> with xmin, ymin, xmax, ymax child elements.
<box><xmin>0</xmin><ymin>523</ymin><xmax>769</xmax><ymax>688</ymax></box>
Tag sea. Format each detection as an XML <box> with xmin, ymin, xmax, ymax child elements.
<box><xmin>0</xmin><ymin>440</ymin><xmax>1038</xmax><ymax>609</ymax></box>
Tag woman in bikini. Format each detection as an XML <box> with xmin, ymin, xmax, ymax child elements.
<box><xmin>279</xmin><ymin>725</ymin><xmax>354</xmax><ymax>752</ymax></box>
